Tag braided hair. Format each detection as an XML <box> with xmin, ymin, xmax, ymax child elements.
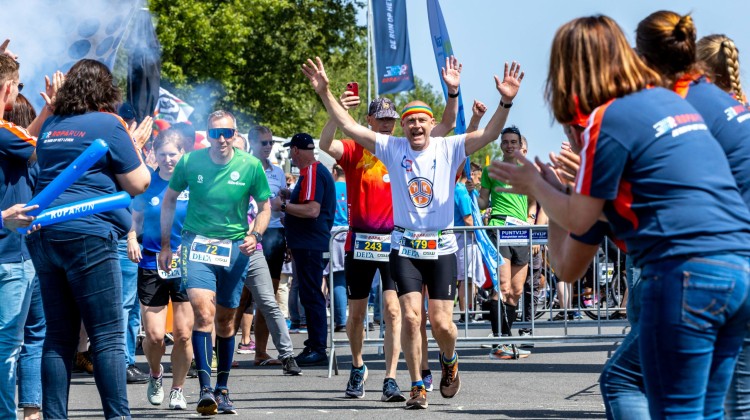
<box><xmin>697</xmin><ymin>34</ymin><xmax>746</xmax><ymax>103</ymax></box>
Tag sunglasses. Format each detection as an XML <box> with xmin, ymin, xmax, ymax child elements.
<box><xmin>208</xmin><ymin>128</ymin><xmax>236</xmax><ymax>139</ymax></box>
<box><xmin>259</xmin><ymin>141</ymin><xmax>273</xmax><ymax>146</ymax></box>
<box><xmin>17</xmin><ymin>82</ymin><xmax>23</xmax><ymax>92</ymax></box>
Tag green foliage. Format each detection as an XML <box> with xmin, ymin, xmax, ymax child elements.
<box><xmin>149</xmin><ymin>0</ymin><xmax>366</xmax><ymax>134</ymax></box>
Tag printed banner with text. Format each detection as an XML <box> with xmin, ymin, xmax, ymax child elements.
<box><xmin>372</xmin><ymin>0</ymin><xmax>415</xmax><ymax>94</ymax></box>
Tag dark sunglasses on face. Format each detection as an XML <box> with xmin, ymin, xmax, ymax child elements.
<box><xmin>208</xmin><ymin>128</ymin><xmax>236</xmax><ymax>139</ymax></box>
<box><xmin>259</xmin><ymin>141</ymin><xmax>273</xmax><ymax>146</ymax></box>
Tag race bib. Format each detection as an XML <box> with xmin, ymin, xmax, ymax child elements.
<box><xmin>504</xmin><ymin>216</ymin><xmax>530</xmax><ymax>226</ymax></box>
<box><xmin>354</xmin><ymin>233</ymin><xmax>391</xmax><ymax>261</ymax></box>
<box><xmin>158</xmin><ymin>250</ymin><xmax>182</xmax><ymax>279</ymax></box>
<box><xmin>189</xmin><ymin>235</ymin><xmax>232</xmax><ymax>267</ymax></box>
<box><xmin>399</xmin><ymin>230</ymin><xmax>439</xmax><ymax>260</ymax></box>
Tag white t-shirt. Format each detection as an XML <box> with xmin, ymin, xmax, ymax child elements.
<box><xmin>262</xmin><ymin>159</ymin><xmax>286</xmax><ymax>229</ymax></box>
<box><xmin>375</xmin><ymin>133</ymin><xmax>467</xmax><ymax>255</ymax></box>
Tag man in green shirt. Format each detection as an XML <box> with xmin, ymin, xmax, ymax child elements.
<box><xmin>159</xmin><ymin>110</ymin><xmax>271</xmax><ymax>415</ymax></box>
<box><xmin>477</xmin><ymin>126</ymin><xmax>532</xmax><ymax>359</ymax></box>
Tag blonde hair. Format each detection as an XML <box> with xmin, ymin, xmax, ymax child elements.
<box><xmin>545</xmin><ymin>15</ymin><xmax>661</xmax><ymax>124</ymax></box>
<box><xmin>697</xmin><ymin>34</ymin><xmax>746</xmax><ymax>102</ymax></box>
<box><xmin>636</xmin><ymin>11</ymin><xmax>698</xmax><ymax>86</ymax></box>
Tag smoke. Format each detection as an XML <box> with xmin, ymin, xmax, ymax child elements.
<box><xmin>2</xmin><ymin>0</ymin><xmax>142</xmax><ymax>112</ymax></box>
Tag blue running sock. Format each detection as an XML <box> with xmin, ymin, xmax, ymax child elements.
<box><xmin>411</xmin><ymin>380</ymin><xmax>424</xmax><ymax>388</ymax></box>
<box><xmin>442</xmin><ymin>352</ymin><xmax>457</xmax><ymax>364</ymax></box>
<box><xmin>192</xmin><ymin>331</ymin><xmax>213</xmax><ymax>389</ymax></box>
<box><xmin>216</xmin><ymin>335</ymin><xmax>235</xmax><ymax>390</ymax></box>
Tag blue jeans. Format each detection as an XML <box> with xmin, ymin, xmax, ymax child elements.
<box><xmin>0</xmin><ymin>258</ymin><xmax>35</xmax><ymax>418</ymax></box>
<box><xmin>332</xmin><ymin>270</ymin><xmax>347</xmax><ymax>327</ymax></box>
<box><xmin>639</xmin><ymin>255</ymin><xmax>750</xmax><ymax>419</ymax></box>
<box><xmin>728</xmin><ymin>329</ymin><xmax>750</xmax><ymax>417</ymax></box>
<box><xmin>18</xmin><ymin>275</ymin><xmax>45</xmax><ymax>409</ymax></box>
<box><xmin>27</xmin><ymin>231</ymin><xmax>130</xmax><ymax>420</ymax></box>
<box><xmin>118</xmin><ymin>239</ymin><xmax>139</xmax><ymax>366</ymax></box>
<box><xmin>291</xmin><ymin>249</ymin><xmax>328</xmax><ymax>353</ymax></box>
<box><xmin>600</xmin><ymin>255</ymin><xmax>649</xmax><ymax>420</ymax></box>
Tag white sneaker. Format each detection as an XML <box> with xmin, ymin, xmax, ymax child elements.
<box><xmin>147</xmin><ymin>365</ymin><xmax>164</xmax><ymax>405</ymax></box>
<box><xmin>168</xmin><ymin>388</ymin><xmax>187</xmax><ymax>410</ymax></box>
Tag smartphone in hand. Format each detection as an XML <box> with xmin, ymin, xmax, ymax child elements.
<box><xmin>346</xmin><ymin>82</ymin><xmax>359</xmax><ymax>97</ymax></box>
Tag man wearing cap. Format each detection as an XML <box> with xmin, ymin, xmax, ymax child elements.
<box><xmin>317</xmin><ymin>56</ymin><xmax>461</xmax><ymax>402</ymax></box>
<box><xmin>158</xmin><ymin>110</ymin><xmax>272</xmax><ymax>415</ymax></box>
<box><xmin>303</xmin><ymin>56</ymin><xmax>523</xmax><ymax>409</ymax></box>
<box><xmin>279</xmin><ymin>133</ymin><xmax>336</xmax><ymax>366</ymax></box>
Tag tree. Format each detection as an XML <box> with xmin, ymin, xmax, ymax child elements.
<box><xmin>149</xmin><ymin>0</ymin><xmax>366</xmax><ymax>134</ymax></box>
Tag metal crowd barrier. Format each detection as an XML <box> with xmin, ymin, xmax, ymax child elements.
<box><xmin>325</xmin><ymin>224</ymin><xmax>628</xmax><ymax>378</ymax></box>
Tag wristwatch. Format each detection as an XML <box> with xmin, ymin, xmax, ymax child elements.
<box><xmin>251</xmin><ymin>231</ymin><xmax>263</xmax><ymax>243</ymax></box>
<box><xmin>500</xmin><ymin>100</ymin><xmax>513</xmax><ymax>109</ymax></box>
<box><xmin>280</xmin><ymin>201</ymin><xmax>287</xmax><ymax>212</ymax></box>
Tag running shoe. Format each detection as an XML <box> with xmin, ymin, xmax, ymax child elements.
<box><xmin>344</xmin><ymin>365</ymin><xmax>368</xmax><ymax>398</ymax></box>
<box><xmin>147</xmin><ymin>365</ymin><xmax>164</xmax><ymax>405</ymax></box>
<box><xmin>422</xmin><ymin>370</ymin><xmax>433</xmax><ymax>392</ymax></box>
<box><xmin>281</xmin><ymin>355</ymin><xmax>303</xmax><ymax>376</ymax></box>
<box><xmin>490</xmin><ymin>344</ymin><xmax>531</xmax><ymax>360</ymax></box>
<box><xmin>168</xmin><ymin>388</ymin><xmax>187</xmax><ymax>410</ymax></box>
<box><xmin>381</xmin><ymin>378</ymin><xmax>406</xmax><ymax>402</ymax></box>
<box><xmin>405</xmin><ymin>385</ymin><xmax>428</xmax><ymax>409</ymax></box>
<box><xmin>215</xmin><ymin>388</ymin><xmax>236</xmax><ymax>414</ymax></box>
<box><xmin>187</xmin><ymin>360</ymin><xmax>198</xmax><ymax>378</ymax></box>
<box><xmin>74</xmin><ymin>351</ymin><xmax>94</xmax><ymax>374</ymax></box>
<box><xmin>236</xmin><ymin>340</ymin><xmax>256</xmax><ymax>354</ymax></box>
<box><xmin>439</xmin><ymin>352</ymin><xmax>461</xmax><ymax>398</ymax></box>
<box><xmin>196</xmin><ymin>386</ymin><xmax>217</xmax><ymax>415</ymax></box>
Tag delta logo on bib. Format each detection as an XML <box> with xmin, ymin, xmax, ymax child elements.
<box><xmin>408</xmin><ymin>177</ymin><xmax>433</xmax><ymax>208</ymax></box>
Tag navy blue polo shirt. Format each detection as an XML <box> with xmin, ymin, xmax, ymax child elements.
<box><xmin>285</xmin><ymin>162</ymin><xmax>335</xmax><ymax>251</ymax></box>
<box><xmin>35</xmin><ymin>112</ymin><xmax>142</xmax><ymax>240</ymax></box>
<box><xmin>0</xmin><ymin>120</ymin><xmax>35</xmax><ymax>263</ymax></box>
<box><xmin>575</xmin><ymin>87</ymin><xmax>750</xmax><ymax>267</ymax></box>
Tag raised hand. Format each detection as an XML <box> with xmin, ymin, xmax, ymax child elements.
<box><xmin>339</xmin><ymin>90</ymin><xmax>360</xmax><ymax>111</ymax></box>
<box><xmin>493</xmin><ymin>61</ymin><xmax>524</xmax><ymax>102</ymax></box>
<box><xmin>128</xmin><ymin>116</ymin><xmax>154</xmax><ymax>151</ymax></box>
<box><xmin>41</xmin><ymin>71</ymin><xmax>65</xmax><ymax>111</ymax></box>
<box><xmin>472</xmin><ymin>100</ymin><xmax>487</xmax><ymax>119</ymax></box>
<box><xmin>441</xmin><ymin>55</ymin><xmax>462</xmax><ymax>94</ymax></box>
<box><xmin>301</xmin><ymin>56</ymin><xmax>330</xmax><ymax>95</ymax></box>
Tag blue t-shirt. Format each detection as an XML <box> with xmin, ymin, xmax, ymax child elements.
<box><xmin>285</xmin><ymin>162</ymin><xmax>335</xmax><ymax>251</ymax></box>
<box><xmin>0</xmin><ymin>120</ymin><xmax>36</xmax><ymax>263</ymax></box>
<box><xmin>454</xmin><ymin>182</ymin><xmax>472</xmax><ymax>227</ymax></box>
<box><xmin>132</xmin><ymin>170</ymin><xmax>189</xmax><ymax>269</ymax></box>
<box><xmin>682</xmin><ymin>77</ymin><xmax>750</xmax><ymax>207</ymax></box>
<box><xmin>334</xmin><ymin>180</ymin><xmax>348</xmax><ymax>227</ymax></box>
<box><xmin>575</xmin><ymin>87</ymin><xmax>750</xmax><ymax>267</ymax></box>
<box><xmin>35</xmin><ymin>112</ymin><xmax>142</xmax><ymax>239</ymax></box>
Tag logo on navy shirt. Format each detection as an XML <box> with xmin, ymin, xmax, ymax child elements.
<box><xmin>652</xmin><ymin>113</ymin><xmax>707</xmax><ymax>138</ymax></box>
<box><xmin>724</xmin><ymin>104</ymin><xmax>750</xmax><ymax>123</ymax></box>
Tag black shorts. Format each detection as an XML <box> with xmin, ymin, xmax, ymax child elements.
<box><xmin>138</xmin><ymin>268</ymin><xmax>189</xmax><ymax>307</ymax></box>
<box><xmin>261</xmin><ymin>227</ymin><xmax>286</xmax><ymax>279</ymax></box>
<box><xmin>344</xmin><ymin>252</ymin><xmax>394</xmax><ymax>300</ymax></box>
<box><xmin>389</xmin><ymin>250</ymin><xmax>457</xmax><ymax>300</ymax></box>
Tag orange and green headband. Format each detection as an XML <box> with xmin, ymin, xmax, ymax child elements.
<box><xmin>400</xmin><ymin>105</ymin><xmax>434</xmax><ymax>120</ymax></box>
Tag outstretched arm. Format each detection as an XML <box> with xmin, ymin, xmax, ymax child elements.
<box><xmin>464</xmin><ymin>62</ymin><xmax>524</xmax><ymax>155</ymax></box>
<box><xmin>318</xmin><ymin>91</ymin><xmax>360</xmax><ymax>161</ymax></box>
<box><xmin>433</xmin><ymin>55</ymin><xmax>462</xmax><ymax>137</ymax></box>
<box><xmin>302</xmin><ymin>57</ymin><xmax>376</xmax><ymax>153</ymax></box>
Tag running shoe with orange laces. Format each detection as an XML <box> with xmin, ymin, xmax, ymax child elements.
<box><xmin>439</xmin><ymin>352</ymin><xmax>461</xmax><ymax>398</ymax></box>
<box><xmin>406</xmin><ymin>385</ymin><xmax>427</xmax><ymax>409</ymax></box>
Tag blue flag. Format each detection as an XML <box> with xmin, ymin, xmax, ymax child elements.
<box><xmin>372</xmin><ymin>0</ymin><xmax>416</xmax><ymax>94</ymax></box>
<box><xmin>426</xmin><ymin>0</ymin><xmax>502</xmax><ymax>289</ymax></box>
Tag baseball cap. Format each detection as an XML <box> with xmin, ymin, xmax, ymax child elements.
<box><xmin>283</xmin><ymin>132</ymin><xmax>315</xmax><ymax>150</ymax></box>
<box><xmin>368</xmin><ymin>97</ymin><xmax>399</xmax><ymax>119</ymax></box>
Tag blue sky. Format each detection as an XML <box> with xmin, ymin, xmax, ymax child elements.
<box><xmin>357</xmin><ymin>0</ymin><xmax>750</xmax><ymax>160</ymax></box>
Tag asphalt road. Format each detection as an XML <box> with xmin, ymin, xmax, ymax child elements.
<box><xmin>30</xmin><ymin>321</ymin><xmax>626</xmax><ymax>419</ymax></box>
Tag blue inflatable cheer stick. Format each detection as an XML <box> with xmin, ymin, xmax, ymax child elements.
<box><xmin>19</xmin><ymin>191</ymin><xmax>131</xmax><ymax>233</ymax></box>
<box><xmin>26</xmin><ymin>138</ymin><xmax>109</xmax><ymax>216</ymax></box>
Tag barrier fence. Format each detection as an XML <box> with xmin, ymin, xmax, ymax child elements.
<box><xmin>326</xmin><ymin>225</ymin><xmax>629</xmax><ymax>377</ymax></box>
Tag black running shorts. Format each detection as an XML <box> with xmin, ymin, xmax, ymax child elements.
<box><xmin>388</xmin><ymin>250</ymin><xmax>457</xmax><ymax>300</ymax></box>
<box><xmin>344</xmin><ymin>252</ymin><xmax>394</xmax><ymax>300</ymax></box>
<box><xmin>138</xmin><ymin>268</ymin><xmax>190</xmax><ymax>307</ymax></box>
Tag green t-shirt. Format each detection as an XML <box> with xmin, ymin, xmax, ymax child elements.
<box><xmin>169</xmin><ymin>148</ymin><xmax>271</xmax><ymax>240</ymax></box>
<box><xmin>480</xmin><ymin>166</ymin><xmax>527</xmax><ymax>226</ymax></box>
